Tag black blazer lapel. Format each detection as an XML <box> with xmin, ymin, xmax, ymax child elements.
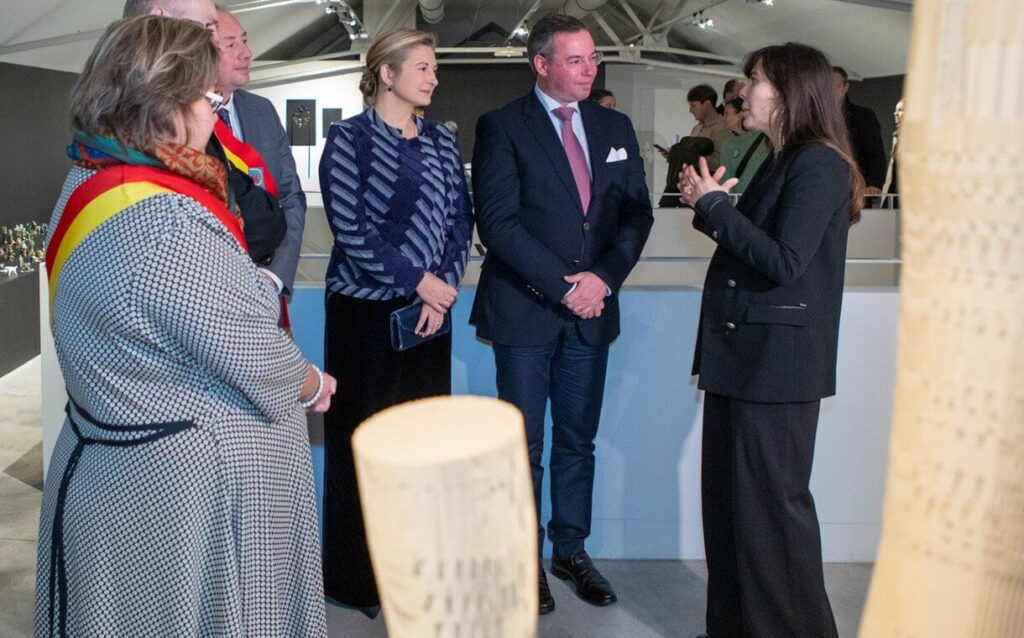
<box><xmin>579</xmin><ymin>101</ymin><xmax>606</xmax><ymax>216</ymax></box>
<box><xmin>522</xmin><ymin>93</ymin><xmax>585</xmax><ymax>216</ymax></box>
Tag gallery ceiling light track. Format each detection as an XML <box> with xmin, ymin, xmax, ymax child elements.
<box><xmin>247</xmin><ymin>44</ymin><xmax>742</xmax><ymax>89</ymax></box>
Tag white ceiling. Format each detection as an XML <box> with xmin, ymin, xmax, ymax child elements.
<box><xmin>0</xmin><ymin>0</ymin><xmax>912</xmax><ymax>78</ymax></box>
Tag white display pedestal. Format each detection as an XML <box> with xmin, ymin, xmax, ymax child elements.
<box><xmin>38</xmin><ymin>268</ymin><xmax>67</xmax><ymax>482</ymax></box>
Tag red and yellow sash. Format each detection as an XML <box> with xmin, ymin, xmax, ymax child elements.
<box><xmin>214</xmin><ymin>119</ymin><xmax>280</xmax><ymax>198</ymax></box>
<box><xmin>45</xmin><ymin>165</ymin><xmax>246</xmax><ymax>311</ymax></box>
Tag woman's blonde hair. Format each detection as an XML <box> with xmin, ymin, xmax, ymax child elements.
<box><xmin>359</xmin><ymin>28</ymin><xmax>436</xmax><ymax>105</ymax></box>
<box><xmin>70</xmin><ymin>15</ymin><xmax>218</xmax><ymax>155</ymax></box>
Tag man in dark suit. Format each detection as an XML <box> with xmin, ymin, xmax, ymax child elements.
<box><xmin>833</xmin><ymin>66</ymin><xmax>887</xmax><ymax>197</ymax></box>
<box><xmin>471</xmin><ymin>13</ymin><xmax>653</xmax><ymax>616</ymax></box>
<box><xmin>214</xmin><ymin>6</ymin><xmax>306</xmax><ymax>298</ymax></box>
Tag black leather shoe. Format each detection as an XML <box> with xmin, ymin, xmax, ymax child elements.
<box><xmin>539</xmin><ymin>568</ymin><xmax>555</xmax><ymax>615</ymax></box>
<box><xmin>550</xmin><ymin>551</ymin><xmax>617</xmax><ymax>606</ymax></box>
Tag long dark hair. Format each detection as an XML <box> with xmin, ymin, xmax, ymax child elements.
<box><xmin>742</xmin><ymin>43</ymin><xmax>864</xmax><ymax>222</ymax></box>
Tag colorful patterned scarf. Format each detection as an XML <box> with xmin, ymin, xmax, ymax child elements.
<box><xmin>68</xmin><ymin>131</ymin><xmax>229</xmax><ymax>205</ymax></box>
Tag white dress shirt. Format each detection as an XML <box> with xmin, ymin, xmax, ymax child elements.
<box><xmin>534</xmin><ymin>85</ymin><xmax>592</xmax><ymax>173</ymax></box>
<box><xmin>218</xmin><ymin>95</ymin><xmax>244</xmax><ymax>141</ymax></box>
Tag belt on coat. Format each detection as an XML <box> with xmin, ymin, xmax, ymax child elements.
<box><xmin>45</xmin><ymin>399</ymin><xmax>195</xmax><ymax>638</ymax></box>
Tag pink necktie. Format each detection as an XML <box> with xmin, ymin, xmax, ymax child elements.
<box><xmin>553</xmin><ymin>106</ymin><xmax>591</xmax><ymax>213</ymax></box>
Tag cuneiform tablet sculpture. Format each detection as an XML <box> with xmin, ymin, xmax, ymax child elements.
<box><xmin>859</xmin><ymin>0</ymin><xmax>1024</xmax><ymax>636</ymax></box>
<box><xmin>352</xmin><ymin>396</ymin><xmax>538</xmax><ymax>637</ymax></box>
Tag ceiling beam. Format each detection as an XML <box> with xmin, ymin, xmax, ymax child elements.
<box><xmin>591</xmin><ymin>12</ymin><xmax>626</xmax><ymax>48</ymax></box>
<box><xmin>0</xmin><ymin>29</ymin><xmax>104</xmax><ymax>56</ymax></box>
<box><xmin>505</xmin><ymin>0</ymin><xmax>545</xmax><ymax>45</ymax></box>
<box><xmin>251</xmin><ymin>42</ymin><xmax>737</xmax><ymax>75</ymax></box>
<box><xmin>646</xmin><ymin>0</ymin><xmax>667</xmax><ymax>31</ymax></box>
<box><xmin>829</xmin><ymin>0</ymin><xmax>913</xmax><ymax>11</ymax></box>
<box><xmin>641</xmin><ymin>0</ymin><xmax>729</xmax><ymax>39</ymax></box>
<box><xmin>617</xmin><ymin>0</ymin><xmax>649</xmax><ymax>35</ymax></box>
<box><xmin>249</xmin><ymin>54</ymin><xmax>739</xmax><ymax>90</ymax></box>
<box><xmin>247</xmin><ymin>44</ymin><xmax>740</xmax><ymax>89</ymax></box>
<box><xmin>231</xmin><ymin>0</ymin><xmax>313</xmax><ymax>13</ymax></box>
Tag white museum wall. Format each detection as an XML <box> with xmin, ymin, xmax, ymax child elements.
<box><xmin>248</xmin><ymin>64</ymin><xmax>365</xmax><ymax>196</ymax></box>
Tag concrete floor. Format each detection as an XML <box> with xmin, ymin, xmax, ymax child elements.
<box><xmin>1</xmin><ymin>357</ymin><xmax>873</xmax><ymax>637</ymax></box>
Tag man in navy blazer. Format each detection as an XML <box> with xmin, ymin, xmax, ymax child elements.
<box><xmin>471</xmin><ymin>14</ymin><xmax>653</xmax><ymax>615</ymax></box>
<box><xmin>214</xmin><ymin>7</ymin><xmax>307</xmax><ymax>295</ymax></box>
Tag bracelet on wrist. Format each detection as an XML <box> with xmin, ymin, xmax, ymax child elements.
<box><xmin>300</xmin><ymin>365</ymin><xmax>324</xmax><ymax>409</ymax></box>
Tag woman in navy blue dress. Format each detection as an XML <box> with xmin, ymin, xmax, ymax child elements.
<box><xmin>318</xmin><ymin>28</ymin><xmax>473</xmax><ymax>614</ymax></box>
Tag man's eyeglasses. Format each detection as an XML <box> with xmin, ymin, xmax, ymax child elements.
<box><xmin>546</xmin><ymin>52</ymin><xmax>605</xmax><ymax>68</ymax></box>
<box><xmin>205</xmin><ymin>91</ymin><xmax>225</xmax><ymax>110</ymax></box>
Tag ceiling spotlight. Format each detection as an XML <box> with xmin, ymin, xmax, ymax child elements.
<box><xmin>691</xmin><ymin>10</ymin><xmax>714</xmax><ymax>30</ymax></box>
<box><xmin>327</xmin><ymin>1</ymin><xmax>365</xmax><ymax>38</ymax></box>
<box><xmin>494</xmin><ymin>45</ymin><xmax>524</xmax><ymax>58</ymax></box>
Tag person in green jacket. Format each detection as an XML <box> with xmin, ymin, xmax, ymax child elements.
<box><xmin>720</xmin><ymin>97</ymin><xmax>770</xmax><ymax>195</ymax></box>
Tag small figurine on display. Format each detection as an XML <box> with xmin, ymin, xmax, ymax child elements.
<box><xmin>1</xmin><ymin>220</ymin><xmax>48</xmax><ymax>273</ymax></box>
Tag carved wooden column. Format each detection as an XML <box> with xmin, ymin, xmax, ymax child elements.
<box><xmin>353</xmin><ymin>396</ymin><xmax>538</xmax><ymax>637</ymax></box>
<box><xmin>860</xmin><ymin>1</ymin><xmax>1024</xmax><ymax>636</ymax></box>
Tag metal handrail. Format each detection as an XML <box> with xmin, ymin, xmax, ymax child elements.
<box><xmin>651</xmin><ymin>192</ymin><xmax>901</xmax><ymax>208</ymax></box>
<box><xmin>300</xmin><ymin>254</ymin><xmax>903</xmax><ymax>265</ymax></box>
<box><xmin>302</xmin><ymin>188</ymin><xmax>902</xmax><ymax>210</ymax></box>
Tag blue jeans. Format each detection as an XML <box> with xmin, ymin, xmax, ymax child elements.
<box><xmin>493</xmin><ymin>322</ymin><xmax>609</xmax><ymax>559</ymax></box>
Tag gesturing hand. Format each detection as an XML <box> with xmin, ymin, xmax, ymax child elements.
<box><xmin>416</xmin><ymin>272</ymin><xmax>457</xmax><ymax>314</ymax></box>
<box><xmin>415</xmin><ymin>303</ymin><xmax>447</xmax><ymax>337</ymax></box>
<box><xmin>678</xmin><ymin>156</ymin><xmax>738</xmax><ymax>207</ymax></box>
<box><xmin>562</xmin><ymin>271</ymin><xmax>608</xmax><ymax>320</ymax></box>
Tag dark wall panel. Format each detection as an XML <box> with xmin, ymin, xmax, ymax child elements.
<box><xmin>848</xmin><ymin>74</ymin><xmax>905</xmax><ymax>155</ymax></box>
<box><xmin>0</xmin><ymin>63</ymin><xmax>78</xmax><ymax>228</ymax></box>
<box><xmin>0</xmin><ymin>63</ymin><xmax>78</xmax><ymax>375</ymax></box>
<box><xmin>0</xmin><ymin>271</ymin><xmax>40</xmax><ymax>378</ymax></box>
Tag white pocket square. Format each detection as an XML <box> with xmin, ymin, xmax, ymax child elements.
<box><xmin>605</xmin><ymin>147</ymin><xmax>628</xmax><ymax>162</ymax></box>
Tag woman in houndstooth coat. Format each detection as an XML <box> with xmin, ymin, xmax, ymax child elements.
<box><xmin>35</xmin><ymin>17</ymin><xmax>336</xmax><ymax>637</ymax></box>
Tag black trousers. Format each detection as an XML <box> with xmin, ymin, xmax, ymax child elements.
<box><xmin>701</xmin><ymin>393</ymin><xmax>838</xmax><ymax>638</ymax></box>
<box><xmin>321</xmin><ymin>293</ymin><xmax>451</xmax><ymax>607</ymax></box>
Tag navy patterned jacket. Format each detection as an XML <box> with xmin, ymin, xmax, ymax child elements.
<box><xmin>319</xmin><ymin>108</ymin><xmax>473</xmax><ymax>300</ymax></box>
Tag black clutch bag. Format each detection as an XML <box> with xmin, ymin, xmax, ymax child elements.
<box><xmin>389</xmin><ymin>301</ymin><xmax>451</xmax><ymax>352</ymax></box>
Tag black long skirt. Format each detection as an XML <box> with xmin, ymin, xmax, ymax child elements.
<box><xmin>321</xmin><ymin>293</ymin><xmax>452</xmax><ymax>608</ymax></box>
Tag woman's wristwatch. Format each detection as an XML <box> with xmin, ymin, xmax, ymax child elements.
<box><xmin>300</xmin><ymin>365</ymin><xmax>324</xmax><ymax>409</ymax></box>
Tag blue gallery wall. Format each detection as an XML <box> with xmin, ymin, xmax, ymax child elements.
<box><xmin>289</xmin><ymin>285</ymin><xmax>899</xmax><ymax>561</ymax></box>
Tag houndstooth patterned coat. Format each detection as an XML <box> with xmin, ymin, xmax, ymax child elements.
<box><xmin>35</xmin><ymin>166</ymin><xmax>327</xmax><ymax>637</ymax></box>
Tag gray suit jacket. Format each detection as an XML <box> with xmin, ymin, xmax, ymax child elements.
<box><xmin>233</xmin><ymin>90</ymin><xmax>306</xmax><ymax>293</ymax></box>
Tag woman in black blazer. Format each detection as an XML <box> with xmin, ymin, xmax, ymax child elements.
<box><xmin>680</xmin><ymin>42</ymin><xmax>865</xmax><ymax>638</ymax></box>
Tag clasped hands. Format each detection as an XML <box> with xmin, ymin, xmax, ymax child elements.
<box><xmin>415</xmin><ymin>272</ymin><xmax>457</xmax><ymax>337</ymax></box>
<box><xmin>562</xmin><ymin>271</ymin><xmax>607</xmax><ymax>320</ymax></box>
<box><xmin>678</xmin><ymin>156</ymin><xmax>738</xmax><ymax>207</ymax></box>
